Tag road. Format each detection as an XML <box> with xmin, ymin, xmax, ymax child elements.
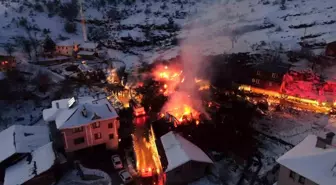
<box><xmin>132</xmin><ymin>116</ymin><xmax>165</xmax><ymax>185</ymax></box>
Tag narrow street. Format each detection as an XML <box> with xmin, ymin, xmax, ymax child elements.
<box><xmin>132</xmin><ymin>116</ymin><xmax>165</xmax><ymax>185</ymax></box>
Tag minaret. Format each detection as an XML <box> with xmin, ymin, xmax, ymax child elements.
<box><xmin>79</xmin><ymin>0</ymin><xmax>88</xmax><ymax>42</ymax></box>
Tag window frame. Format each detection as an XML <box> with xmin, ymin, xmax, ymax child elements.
<box><xmin>272</xmin><ymin>73</ymin><xmax>278</xmax><ymax>78</ymax></box>
<box><xmin>289</xmin><ymin>170</ymin><xmax>296</xmax><ymax>180</ymax></box>
<box><xmin>298</xmin><ymin>176</ymin><xmax>305</xmax><ymax>184</ymax></box>
<box><xmin>108</xmin><ymin>123</ymin><xmax>113</xmax><ymax>129</ymax></box>
<box><xmin>72</xmin><ymin>126</ymin><xmax>84</xmax><ymax>133</ymax></box>
<box><xmin>94</xmin><ymin>132</ymin><xmax>102</xmax><ymax>140</ymax></box>
<box><xmin>109</xmin><ymin>133</ymin><xmax>114</xmax><ymax>140</ymax></box>
<box><xmin>92</xmin><ymin>122</ymin><xmax>100</xmax><ymax>129</ymax></box>
<box><xmin>256</xmin><ymin>79</ymin><xmax>260</xmax><ymax>84</ymax></box>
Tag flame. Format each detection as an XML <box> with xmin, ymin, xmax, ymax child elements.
<box><xmin>238</xmin><ymin>85</ymin><xmax>332</xmax><ymax>114</ymax></box>
<box><xmin>152</xmin><ymin>64</ymin><xmax>184</xmax><ymax>96</ymax></box>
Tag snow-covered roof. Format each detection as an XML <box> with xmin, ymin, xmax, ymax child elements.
<box><xmin>160</xmin><ymin>131</ymin><xmax>213</xmax><ymax>172</ymax></box>
<box><xmin>77</xmin><ymin>50</ymin><xmax>96</xmax><ymax>56</ymax></box>
<box><xmin>4</xmin><ymin>142</ymin><xmax>56</xmax><ymax>185</ymax></box>
<box><xmin>0</xmin><ymin>125</ymin><xmax>51</xmax><ymax>163</ymax></box>
<box><xmin>289</xmin><ymin>59</ymin><xmax>312</xmax><ymax>72</ymax></box>
<box><xmin>57</xmin><ymin>39</ymin><xmax>80</xmax><ymax>46</ymax></box>
<box><xmin>277</xmin><ymin>135</ymin><xmax>336</xmax><ymax>185</ymax></box>
<box><xmin>78</xmin><ymin>63</ymin><xmax>94</xmax><ymax>72</ymax></box>
<box><xmin>0</xmin><ymin>71</ymin><xmax>6</xmax><ymax>80</ymax></box>
<box><xmin>80</xmin><ymin>42</ymin><xmax>98</xmax><ymax>49</ymax></box>
<box><xmin>43</xmin><ymin>96</ymin><xmax>118</xmax><ymax>129</ymax></box>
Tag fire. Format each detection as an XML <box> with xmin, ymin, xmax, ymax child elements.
<box><xmin>152</xmin><ymin>64</ymin><xmax>184</xmax><ymax>96</ymax></box>
<box><xmin>238</xmin><ymin>85</ymin><xmax>332</xmax><ymax>114</ymax></box>
<box><xmin>165</xmin><ymin>104</ymin><xmax>200</xmax><ymax>124</ymax></box>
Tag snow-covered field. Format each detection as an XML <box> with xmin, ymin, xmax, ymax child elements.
<box><xmin>0</xmin><ymin>0</ymin><xmax>336</xmax><ymax>185</ymax></box>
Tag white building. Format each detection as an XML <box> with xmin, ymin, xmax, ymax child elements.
<box><xmin>159</xmin><ymin>131</ymin><xmax>213</xmax><ymax>185</ymax></box>
<box><xmin>276</xmin><ymin>133</ymin><xmax>336</xmax><ymax>185</ymax></box>
<box><xmin>0</xmin><ymin>125</ymin><xmax>51</xmax><ymax>164</ymax></box>
<box><xmin>4</xmin><ymin>142</ymin><xmax>57</xmax><ymax>185</ymax></box>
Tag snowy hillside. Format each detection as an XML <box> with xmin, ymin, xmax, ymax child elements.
<box><xmin>0</xmin><ymin>0</ymin><xmax>335</xmax><ymax>63</ymax></box>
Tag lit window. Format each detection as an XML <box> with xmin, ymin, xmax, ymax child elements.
<box><xmin>252</xmin><ymin>78</ymin><xmax>255</xmax><ymax>83</ymax></box>
<box><xmin>94</xmin><ymin>133</ymin><xmax>102</xmax><ymax>140</ymax></box>
<box><xmin>73</xmin><ymin>127</ymin><xmax>84</xmax><ymax>133</ymax></box>
<box><xmin>298</xmin><ymin>176</ymin><xmax>305</xmax><ymax>184</ymax></box>
<box><xmin>269</xmin><ymin>82</ymin><xmax>272</xmax><ymax>86</ymax></box>
<box><xmin>289</xmin><ymin>170</ymin><xmax>296</xmax><ymax>180</ymax></box>
<box><xmin>256</xmin><ymin>79</ymin><xmax>260</xmax><ymax>84</ymax></box>
<box><xmin>92</xmin><ymin>122</ymin><xmax>100</xmax><ymax>129</ymax></box>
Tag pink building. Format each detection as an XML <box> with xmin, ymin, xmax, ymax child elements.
<box><xmin>43</xmin><ymin>96</ymin><xmax>120</xmax><ymax>153</ymax></box>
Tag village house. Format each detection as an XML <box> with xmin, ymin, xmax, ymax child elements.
<box><xmin>77</xmin><ymin>42</ymin><xmax>99</xmax><ymax>59</ymax></box>
<box><xmin>325</xmin><ymin>41</ymin><xmax>336</xmax><ymax>57</ymax></box>
<box><xmin>55</xmin><ymin>40</ymin><xmax>80</xmax><ymax>56</ymax></box>
<box><xmin>42</xmin><ymin>96</ymin><xmax>120</xmax><ymax>153</ymax></box>
<box><xmin>0</xmin><ymin>125</ymin><xmax>52</xmax><ymax>184</ymax></box>
<box><xmin>4</xmin><ymin>142</ymin><xmax>63</xmax><ymax>185</ymax></box>
<box><xmin>275</xmin><ymin>133</ymin><xmax>336</xmax><ymax>185</ymax></box>
<box><xmin>0</xmin><ymin>53</ymin><xmax>16</xmax><ymax>71</ymax></box>
<box><xmin>246</xmin><ymin>62</ymin><xmax>291</xmax><ymax>92</ymax></box>
<box><xmin>158</xmin><ymin>131</ymin><xmax>213</xmax><ymax>185</ymax></box>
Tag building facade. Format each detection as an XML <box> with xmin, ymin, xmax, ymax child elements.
<box><xmin>55</xmin><ymin>40</ymin><xmax>80</xmax><ymax>56</ymax></box>
<box><xmin>246</xmin><ymin>62</ymin><xmax>291</xmax><ymax>92</ymax></box>
<box><xmin>61</xmin><ymin>118</ymin><xmax>119</xmax><ymax>152</ymax></box>
<box><xmin>43</xmin><ymin>97</ymin><xmax>120</xmax><ymax>153</ymax></box>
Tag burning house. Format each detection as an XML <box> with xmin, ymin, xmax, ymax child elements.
<box><xmin>42</xmin><ymin>96</ymin><xmax>120</xmax><ymax>153</ymax></box>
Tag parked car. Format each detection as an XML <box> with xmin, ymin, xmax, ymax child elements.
<box><xmin>118</xmin><ymin>170</ymin><xmax>133</xmax><ymax>184</ymax></box>
<box><xmin>111</xmin><ymin>155</ymin><xmax>123</xmax><ymax>169</ymax></box>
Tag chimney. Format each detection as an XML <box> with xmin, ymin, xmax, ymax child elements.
<box><xmin>315</xmin><ymin>133</ymin><xmax>335</xmax><ymax>149</ymax></box>
<box><xmin>326</xmin><ymin>132</ymin><xmax>335</xmax><ymax>145</ymax></box>
<box><xmin>81</xmin><ymin>107</ymin><xmax>88</xmax><ymax>117</ymax></box>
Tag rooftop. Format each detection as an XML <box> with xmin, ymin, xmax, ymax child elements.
<box><xmin>77</xmin><ymin>50</ymin><xmax>96</xmax><ymax>56</ymax></box>
<box><xmin>42</xmin><ymin>96</ymin><xmax>118</xmax><ymax>129</ymax></box>
<box><xmin>80</xmin><ymin>42</ymin><xmax>98</xmax><ymax>49</ymax></box>
<box><xmin>253</xmin><ymin>62</ymin><xmax>291</xmax><ymax>74</ymax></box>
<box><xmin>277</xmin><ymin>134</ymin><xmax>336</xmax><ymax>185</ymax></box>
<box><xmin>4</xmin><ymin>142</ymin><xmax>56</xmax><ymax>185</ymax></box>
<box><xmin>160</xmin><ymin>131</ymin><xmax>213</xmax><ymax>172</ymax></box>
<box><xmin>56</xmin><ymin>39</ymin><xmax>81</xmax><ymax>46</ymax></box>
<box><xmin>0</xmin><ymin>125</ymin><xmax>51</xmax><ymax>163</ymax></box>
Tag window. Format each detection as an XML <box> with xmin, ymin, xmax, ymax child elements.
<box><xmin>74</xmin><ymin>137</ymin><xmax>85</xmax><ymax>145</ymax></box>
<box><xmin>252</xmin><ymin>78</ymin><xmax>255</xmax><ymax>83</ymax></box>
<box><xmin>256</xmin><ymin>79</ymin><xmax>260</xmax><ymax>84</ymax></box>
<box><xmin>257</xmin><ymin>71</ymin><xmax>261</xmax><ymax>76</ymax></box>
<box><xmin>272</xmin><ymin>73</ymin><xmax>278</xmax><ymax>78</ymax></box>
<box><xmin>298</xmin><ymin>176</ymin><xmax>305</xmax><ymax>184</ymax></box>
<box><xmin>289</xmin><ymin>170</ymin><xmax>296</xmax><ymax>180</ymax></box>
<box><xmin>73</xmin><ymin>127</ymin><xmax>84</xmax><ymax>133</ymax></box>
<box><xmin>269</xmin><ymin>82</ymin><xmax>272</xmax><ymax>86</ymax></box>
<box><xmin>94</xmin><ymin>133</ymin><xmax>102</xmax><ymax>140</ymax></box>
<box><xmin>108</xmin><ymin>123</ymin><xmax>113</xmax><ymax>129</ymax></box>
<box><xmin>109</xmin><ymin>134</ymin><xmax>114</xmax><ymax>140</ymax></box>
<box><xmin>92</xmin><ymin>122</ymin><xmax>100</xmax><ymax>129</ymax></box>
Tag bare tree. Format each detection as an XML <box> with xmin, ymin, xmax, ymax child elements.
<box><xmin>4</xmin><ymin>43</ymin><xmax>15</xmax><ymax>56</ymax></box>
